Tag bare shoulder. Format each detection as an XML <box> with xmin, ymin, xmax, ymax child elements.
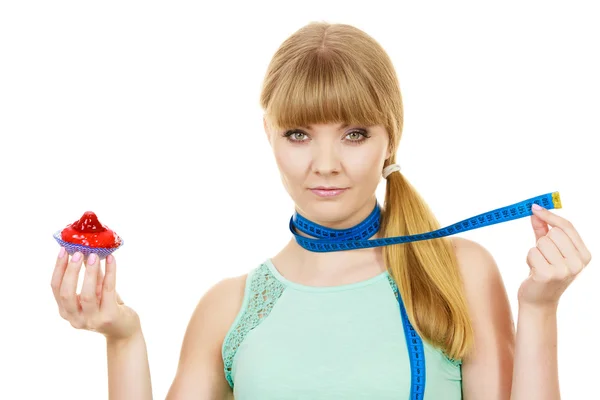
<box><xmin>450</xmin><ymin>237</ymin><xmax>502</xmax><ymax>284</ymax></box>
<box><xmin>451</xmin><ymin>236</ymin><xmax>492</xmax><ymax>266</ymax></box>
<box><xmin>452</xmin><ymin>237</ymin><xmax>514</xmax><ymax>341</ymax></box>
<box><xmin>449</xmin><ymin>236</ymin><xmax>511</xmax><ymax>316</ymax></box>
<box><xmin>449</xmin><ymin>237</ymin><xmax>515</xmax><ymax>395</ymax></box>
<box><xmin>166</xmin><ymin>273</ymin><xmax>248</xmax><ymax>400</ymax></box>
<box><xmin>189</xmin><ymin>272</ymin><xmax>249</xmax><ymax>350</ymax></box>
<box><xmin>197</xmin><ymin>273</ymin><xmax>249</xmax><ymax>324</ymax></box>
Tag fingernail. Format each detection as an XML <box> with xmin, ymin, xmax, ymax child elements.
<box><xmin>58</xmin><ymin>247</ymin><xmax>66</xmax><ymax>259</ymax></box>
<box><xmin>532</xmin><ymin>203</ymin><xmax>543</xmax><ymax>211</ymax></box>
<box><xmin>88</xmin><ymin>253</ymin><xmax>97</xmax><ymax>265</ymax></box>
<box><xmin>72</xmin><ymin>252</ymin><xmax>82</xmax><ymax>262</ymax></box>
<box><xmin>107</xmin><ymin>254</ymin><xmax>114</xmax><ymax>264</ymax></box>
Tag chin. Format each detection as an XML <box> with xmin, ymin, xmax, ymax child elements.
<box><xmin>297</xmin><ymin>199</ymin><xmax>355</xmax><ymax>226</ymax></box>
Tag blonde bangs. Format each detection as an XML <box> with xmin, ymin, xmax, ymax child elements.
<box><xmin>263</xmin><ymin>50</ymin><xmax>389</xmax><ymax>132</ymax></box>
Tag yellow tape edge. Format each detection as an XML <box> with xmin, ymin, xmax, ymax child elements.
<box><xmin>552</xmin><ymin>191</ymin><xmax>562</xmax><ymax>209</ymax></box>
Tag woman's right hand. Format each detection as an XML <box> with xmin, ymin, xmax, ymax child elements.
<box><xmin>51</xmin><ymin>247</ymin><xmax>141</xmax><ymax>341</ymax></box>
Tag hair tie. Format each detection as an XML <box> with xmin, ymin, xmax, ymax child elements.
<box><xmin>382</xmin><ymin>164</ymin><xmax>401</xmax><ymax>179</ymax></box>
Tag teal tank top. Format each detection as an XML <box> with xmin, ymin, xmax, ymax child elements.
<box><xmin>221</xmin><ymin>259</ymin><xmax>463</xmax><ymax>399</ymax></box>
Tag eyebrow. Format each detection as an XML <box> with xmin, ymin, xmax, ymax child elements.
<box><xmin>301</xmin><ymin>123</ymin><xmax>349</xmax><ymax>130</ymax></box>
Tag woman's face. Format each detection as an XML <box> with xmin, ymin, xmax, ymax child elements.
<box><xmin>264</xmin><ymin>118</ymin><xmax>391</xmax><ymax>228</ymax></box>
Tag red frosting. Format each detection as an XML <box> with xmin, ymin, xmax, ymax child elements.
<box><xmin>61</xmin><ymin>211</ymin><xmax>122</xmax><ymax>248</ymax></box>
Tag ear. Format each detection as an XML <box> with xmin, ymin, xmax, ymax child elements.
<box><xmin>384</xmin><ymin>129</ymin><xmax>392</xmax><ymax>160</ymax></box>
<box><xmin>385</xmin><ymin>142</ymin><xmax>392</xmax><ymax>160</ymax></box>
<box><xmin>263</xmin><ymin>115</ymin><xmax>271</xmax><ymax>144</ymax></box>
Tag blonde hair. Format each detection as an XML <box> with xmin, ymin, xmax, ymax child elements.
<box><xmin>259</xmin><ymin>21</ymin><xmax>473</xmax><ymax>361</ymax></box>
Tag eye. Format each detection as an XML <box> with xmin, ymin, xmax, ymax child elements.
<box><xmin>345</xmin><ymin>129</ymin><xmax>371</xmax><ymax>144</ymax></box>
<box><xmin>346</xmin><ymin>131</ymin><xmax>363</xmax><ymax>140</ymax></box>
<box><xmin>282</xmin><ymin>130</ymin><xmax>309</xmax><ymax>142</ymax></box>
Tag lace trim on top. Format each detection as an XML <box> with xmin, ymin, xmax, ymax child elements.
<box><xmin>386</xmin><ymin>274</ymin><xmax>462</xmax><ymax>367</ymax></box>
<box><xmin>222</xmin><ymin>262</ymin><xmax>285</xmax><ymax>388</ymax></box>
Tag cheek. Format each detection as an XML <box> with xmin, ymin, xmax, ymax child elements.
<box><xmin>274</xmin><ymin>146</ymin><xmax>309</xmax><ymax>183</ymax></box>
<box><xmin>343</xmin><ymin>147</ymin><xmax>385</xmax><ymax>181</ymax></box>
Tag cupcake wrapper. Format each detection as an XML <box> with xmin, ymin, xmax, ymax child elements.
<box><xmin>53</xmin><ymin>230</ymin><xmax>123</xmax><ymax>260</ymax></box>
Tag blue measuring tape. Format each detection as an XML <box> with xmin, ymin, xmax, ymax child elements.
<box><xmin>290</xmin><ymin>191</ymin><xmax>561</xmax><ymax>252</ymax></box>
<box><xmin>290</xmin><ymin>191</ymin><xmax>561</xmax><ymax>399</ymax></box>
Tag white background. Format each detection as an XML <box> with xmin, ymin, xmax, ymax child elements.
<box><xmin>1</xmin><ymin>1</ymin><xmax>598</xmax><ymax>398</ymax></box>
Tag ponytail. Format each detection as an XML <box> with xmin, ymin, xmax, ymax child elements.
<box><xmin>380</xmin><ymin>166</ymin><xmax>474</xmax><ymax>361</ymax></box>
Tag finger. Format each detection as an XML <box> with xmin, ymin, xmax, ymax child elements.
<box><xmin>80</xmin><ymin>253</ymin><xmax>100</xmax><ymax>315</ymax></box>
<box><xmin>530</xmin><ymin>213</ymin><xmax>549</xmax><ymax>243</ymax></box>
<box><xmin>96</xmin><ymin>260</ymin><xmax>105</xmax><ymax>301</ymax></box>
<box><xmin>100</xmin><ymin>254</ymin><xmax>118</xmax><ymax>312</ymax></box>
<box><xmin>527</xmin><ymin>247</ymin><xmax>567</xmax><ymax>282</ymax></box>
<box><xmin>536</xmin><ymin>235</ymin><xmax>566</xmax><ymax>266</ymax></box>
<box><xmin>531</xmin><ymin>206</ymin><xmax>591</xmax><ymax>262</ymax></box>
<box><xmin>51</xmin><ymin>247</ymin><xmax>69</xmax><ymax>305</ymax></box>
<box><xmin>547</xmin><ymin>228</ymin><xmax>585</xmax><ymax>275</ymax></box>
<box><xmin>527</xmin><ymin>246</ymin><xmax>549</xmax><ymax>274</ymax></box>
<box><xmin>59</xmin><ymin>251</ymin><xmax>84</xmax><ymax>315</ymax></box>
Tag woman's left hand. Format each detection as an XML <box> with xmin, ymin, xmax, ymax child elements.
<box><xmin>517</xmin><ymin>204</ymin><xmax>592</xmax><ymax>309</ymax></box>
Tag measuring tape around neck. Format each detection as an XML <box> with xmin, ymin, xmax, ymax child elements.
<box><xmin>289</xmin><ymin>191</ymin><xmax>561</xmax><ymax>399</ymax></box>
<box><xmin>290</xmin><ymin>191</ymin><xmax>561</xmax><ymax>252</ymax></box>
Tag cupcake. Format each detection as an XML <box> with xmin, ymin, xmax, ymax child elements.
<box><xmin>53</xmin><ymin>211</ymin><xmax>123</xmax><ymax>260</ymax></box>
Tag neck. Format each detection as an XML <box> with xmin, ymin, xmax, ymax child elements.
<box><xmin>272</xmin><ymin>195</ymin><xmax>387</xmax><ymax>284</ymax></box>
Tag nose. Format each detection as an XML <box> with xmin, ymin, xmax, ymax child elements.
<box><xmin>311</xmin><ymin>141</ymin><xmax>341</xmax><ymax>176</ymax></box>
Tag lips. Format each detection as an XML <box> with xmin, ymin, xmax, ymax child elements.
<box><xmin>309</xmin><ymin>187</ymin><xmax>348</xmax><ymax>197</ymax></box>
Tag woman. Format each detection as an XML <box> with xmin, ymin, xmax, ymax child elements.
<box><xmin>51</xmin><ymin>22</ymin><xmax>592</xmax><ymax>399</ymax></box>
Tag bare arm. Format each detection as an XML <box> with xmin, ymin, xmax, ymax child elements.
<box><xmin>166</xmin><ymin>274</ymin><xmax>247</xmax><ymax>400</ymax></box>
<box><xmin>52</xmin><ymin>251</ymin><xmax>153</xmax><ymax>400</ymax></box>
<box><xmin>510</xmin><ymin>304</ymin><xmax>559</xmax><ymax>400</ymax></box>
<box><xmin>508</xmin><ymin>204</ymin><xmax>593</xmax><ymax>399</ymax></box>
<box><xmin>453</xmin><ymin>238</ymin><xmax>515</xmax><ymax>399</ymax></box>
<box><xmin>106</xmin><ymin>322</ymin><xmax>153</xmax><ymax>400</ymax></box>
